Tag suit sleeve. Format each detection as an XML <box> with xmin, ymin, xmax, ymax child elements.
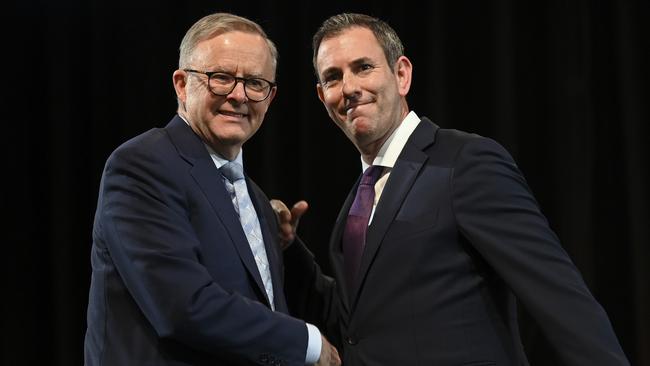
<box><xmin>451</xmin><ymin>136</ymin><xmax>629</xmax><ymax>365</ymax></box>
<box><xmin>95</xmin><ymin>142</ymin><xmax>307</xmax><ymax>365</ymax></box>
<box><xmin>283</xmin><ymin>238</ymin><xmax>341</xmax><ymax>348</ymax></box>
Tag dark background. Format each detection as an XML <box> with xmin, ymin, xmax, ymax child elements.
<box><xmin>5</xmin><ymin>0</ymin><xmax>648</xmax><ymax>365</ymax></box>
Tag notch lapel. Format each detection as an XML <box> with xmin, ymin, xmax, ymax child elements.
<box><xmin>190</xmin><ymin>161</ymin><xmax>268</xmax><ymax>303</ymax></box>
<box><xmin>350</xmin><ymin>120</ymin><xmax>437</xmax><ymax>310</ymax></box>
<box><xmin>165</xmin><ymin>116</ymin><xmax>268</xmax><ymax>304</ymax></box>
<box><xmin>249</xmin><ymin>179</ymin><xmax>287</xmax><ymax>312</ymax></box>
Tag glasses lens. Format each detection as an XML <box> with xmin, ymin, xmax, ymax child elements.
<box><xmin>245</xmin><ymin>79</ymin><xmax>271</xmax><ymax>101</ymax></box>
<box><xmin>206</xmin><ymin>72</ymin><xmax>272</xmax><ymax>101</ymax></box>
<box><xmin>208</xmin><ymin>73</ymin><xmax>235</xmax><ymax>95</ymax></box>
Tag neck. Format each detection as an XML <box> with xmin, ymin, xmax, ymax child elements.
<box><xmin>212</xmin><ymin>145</ymin><xmax>239</xmax><ymax>161</ymax></box>
<box><xmin>360</xmin><ymin>150</ymin><xmax>378</xmax><ymax>166</ymax></box>
<box><xmin>358</xmin><ymin>106</ymin><xmax>409</xmax><ymax>165</ymax></box>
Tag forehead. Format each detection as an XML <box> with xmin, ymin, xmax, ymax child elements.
<box><xmin>193</xmin><ymin>31</ymin><xmax>275</xmax><ymax>76</ymax></box>
<box><xmin>316</xmin><ymin>27</ymin><xmax>385</xmax><ymax>72</ymax></box>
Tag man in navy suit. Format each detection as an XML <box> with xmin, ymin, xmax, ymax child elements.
<box><xmin>84</xmin><ymin>12</ymin><xmax>340</xmax><ymax>366</ymax></box>
<box><xmin>275</xmin><ymin>13</ymin><xmax>630</xmax><ymax>365</ymax></box>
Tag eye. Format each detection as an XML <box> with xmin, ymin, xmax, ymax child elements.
<box><xmin>359</xmin><ymin>63</ymin><xmax>374</xmax><ymax>72</ymax></box>
<box><xmin>212</xmin><ymin>73</ymin><xmax>234</xmax><ymax>84</ymax></box>
<box><xmin>246</xmin><ymin>78</ymin><xmax>268</xmax><ymax>92</ymax></box>
<box><xmin>321</xmin><ymin>72</ymin><xmax>341</xmax><ymax>87</ymax></box>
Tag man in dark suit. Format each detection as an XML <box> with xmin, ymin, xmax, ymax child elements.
<box><xmin>83</xmin><ymin>12</ymin><xmax>340</xmax><ymax>366</ymax></box>
<box><xmin>275</xmin><ymin>13</ymin><xmax>629</xmax><ymax>365</ymax></box>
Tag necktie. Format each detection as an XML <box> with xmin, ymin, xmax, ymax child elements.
<box><xmin>342</xmin><ymin>165</ymin><xmax>383</xmax><ymax>292</ymax></box>
<box><xmin>219</xmin><ymin>161</ymin><xmax>274</xmax><ymax>310</ymax></box>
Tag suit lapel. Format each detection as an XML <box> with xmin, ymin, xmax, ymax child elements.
<box><xmin>350</xmin><ymin>119</ymin><xmax>438</xmax><ymax>309</ymax></box>
<box><xmin>248</xmin><ymin>179</ymin><xmax>288</xmax><ymax>312</ymax></box>
<box><xmin>165</xmin><ymin>116</ymin><xmax>268</xmax><ymax>305</ymax></box>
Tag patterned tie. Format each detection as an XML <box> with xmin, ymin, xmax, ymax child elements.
<box><xmin>219</xmin><ymin>161</ymin><xmax>274</xmax><ymax>310</ymax></box>
<box><xmin>342</xmin><ymin>165</ymin><xmax>383</xmax><ymax>293</ymax></box>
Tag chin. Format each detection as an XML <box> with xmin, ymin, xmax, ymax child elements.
<box><xmin>348</xmin><ymin>129</ymin><xmax>373</xmax><ymax>145</ymax></box>
<box><xmin>212</xmin><ymin>129</ymin><xmax>249</xmax><ymax>144</ymax></box>
<box><xmin>351</xmin><ymin>121</ymin><xmax>375</xmax><ymax>137</ymax></box>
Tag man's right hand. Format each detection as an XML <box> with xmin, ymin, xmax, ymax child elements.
<box><xmin>270</xmin><ymin>199</ymin><xmax>309</xmax><ymax>250</ymax></box>
<box><xmin>315</xmin><ymin>335</ymin><xmax>341</xmax><ymax>366</ymax></box>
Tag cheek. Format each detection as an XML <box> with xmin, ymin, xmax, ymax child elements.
<box><xmin>322</xmin><ymin>89</ymin><xmax>341</xmax><ymax>107</ymax></box>
<box><xmin>188</xmin><ymin>92</ymin><xmax>213</xmax><ymax>112</ymax></box>
<box><xmin>250</xmin><ymin>105</ymin><xmax>269</xmax><ymax>124</ymax></box>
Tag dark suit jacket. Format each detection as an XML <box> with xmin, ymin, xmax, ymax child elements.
<box><xmin>85</xmin><ymin>115</ymin><xmax>307</xmax><ymax>366</ymax></box>
<box><xmin>285</xmin><ymin>118</ymin><xmax>629</xmax><ymax>365</ymax></box>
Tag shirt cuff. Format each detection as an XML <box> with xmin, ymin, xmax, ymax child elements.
<box><xmin>304</xmin><ymin>323</ymin><xmax>322</xmax><ymax>364</ymax></box>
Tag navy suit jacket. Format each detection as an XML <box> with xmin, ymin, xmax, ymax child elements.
<box><xmin>285</xmin><ymin>118</ymin><xmax>629</xmax><ymax>365</ymax></box>
<box><xmin>85</xmin><ymin>115</ymin><xmax>307</xmax><ymax>366</ymax></box>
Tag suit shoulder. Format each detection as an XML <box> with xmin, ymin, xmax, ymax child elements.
<box><xmin>113</xmin><ymin>128</ymin><xmax>168</xmax><ymax>154</ymax></box>
<box><xmin>98</xmin><ymin>127</ymin><xmax>186</xmax><ymax>182</ymax></box>
<box><xmin>425</xmin><ymin>127</ymin><xmax>509</xmax><ymax>165</ymax></box>
<box><xmin>107</xmin><ymin>128</ymin><xmax>173</xmax><ymax>163</ymax></box>
<box><xmin>435</xmin><ymin>127</ymin><xmax>496</xmax><ymax>147</ymax></box>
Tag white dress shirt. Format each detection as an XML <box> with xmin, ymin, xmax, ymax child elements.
<box><xmin>361</xmin><ymin>111</ymin><xmax>421</xmax><ymax>223</ymax></box>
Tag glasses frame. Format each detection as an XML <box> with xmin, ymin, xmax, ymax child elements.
<box><xmin>183</xmin><ymin>69</ymin><xmax>276</xmax><ymax>102</ymax></box>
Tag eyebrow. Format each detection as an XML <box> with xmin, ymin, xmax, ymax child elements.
<box><xmin>349</xmin><ymin>57</ymin><xmax>375</xmax><ymax>67</ymax></box>
<box><xmin>320</xmin><ymin>56</ymin><xmax>376</xmax><ymax>80</ymax></box>
<box><xmin>202</xmin><ymin>66</ymin><xmax>267</xmax><ymax>79</ymax></box>
<box><xmin>320</xmin><ymin>67</ymin><xmax>340</xmax><ymax>80</ymax></box>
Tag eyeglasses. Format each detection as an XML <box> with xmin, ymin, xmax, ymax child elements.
<box><xmin>184</xmin><ymin>69</ymin><xmax>276</xmax><ymax>102</ymax></box>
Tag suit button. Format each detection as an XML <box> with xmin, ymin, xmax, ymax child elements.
<box><xmin>346</xmin><ymin>336</ymin><xmax>358</xmax><ymax>345</ymax></box>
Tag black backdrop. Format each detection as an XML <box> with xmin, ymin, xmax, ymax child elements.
<box><xmin>5</xmin><ymin>1</ymin><xmax>648</xmax><ymax>365</ymax></box>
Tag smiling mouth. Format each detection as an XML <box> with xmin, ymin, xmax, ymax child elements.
<box><xmin>220</xmin><ymin>110</ymin><xmax>247</xmax><ymax>118</ymax></box>
<box><xmin>343</xmin><ymin>99</ymin><xmax>374</xmax><ymax>115</ymax></box>
<box><xmin>344</xmin><ymin>103</ymin><xmax>368</xmax><ymax>120</ymax></box>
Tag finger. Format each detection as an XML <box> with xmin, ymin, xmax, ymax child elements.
<box><xmin>279</xmin><ymin>209</ymin><xmax>291</xmax><ymax>223</ymax></box>
<box><xmin>270</xmin><ymin>199</ymin><xmax>291</xmax><ymax>222</ymax></box>
<box><xmin>269</xmin><ymin>199</ymin><xmax>284</xmax><ymax>209</ymax></box>
<box><xmin>331</xmin><ymin>345</ymin><xmax>341</xmax><ymax>365</ymax></box>
<box><xmin>270</xmin><ymin>199</ymin><xmax>289</xmax><ymax>215</ymax></box>
<box><xmin>290</xmin><ymin>200</ymin><xmax>309</xmax><ymax>226</ymax></box>
<box><xmin>331</xmin><ymin>345</ymin><xmax>340</xmax><ymax>358</ymax></box>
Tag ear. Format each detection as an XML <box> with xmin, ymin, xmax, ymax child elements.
<box><xmin>394</xmin><ymin>56</ymin><xmax>412</xmax><ymax>97</ymax></box>
<box><xmin>316</xmin><ymin>83</ymin><xmax>325</xmax><ymax>104</ymax></box>
<box><xmin>172</xmin><ymin>69</ymin><xmax>188</xmax><ymax>104</ymax></box>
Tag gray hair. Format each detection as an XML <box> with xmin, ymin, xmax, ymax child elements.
<box><xmin>312</xmin><ymin>13</ymin><xmax>404</xmax><ymax>77</ymax></box>
<box><xmin>179</xmin><ymin>13</ymin><xmax>278</xmax><ymax>74</ymax></box>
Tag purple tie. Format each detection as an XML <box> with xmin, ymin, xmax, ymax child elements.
<box><xmin>342</xmin><ymin>165</ymin><xmax>383</xmax><ymax>292</ymax></box>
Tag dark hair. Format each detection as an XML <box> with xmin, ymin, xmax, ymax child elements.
<box><xmin>312</xmin><ymin>13</ymin><xmax>404</xmax><ymax>77</ymax></box>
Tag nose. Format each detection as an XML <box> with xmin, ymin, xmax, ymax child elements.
<box><xmin>227</xmin><ymin>80</ymin><xmax>248</xmax><ymax>103</ymax></box>
<box><xmin>341</xmin><ymin>72</ymin><xmax>361</xmax><ymax>100</ymax></box>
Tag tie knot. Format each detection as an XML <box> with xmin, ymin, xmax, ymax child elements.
<box><xmin>360</xmin><ymin>165</ymin><xmax>382</xmax><ymax>186</ymax></box>
<box><xmin>220</xmin><ymin>161</ymin><xmax>245</xmax><ymax>183</ymax></box>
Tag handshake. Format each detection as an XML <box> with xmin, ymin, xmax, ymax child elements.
<box><xmin>271</xmin><ymin>200</ymin><xmax>341</xmax><ymax>366</ymax></box>
<box><xmin>317</xmin><ymin>335</ymin><xmax>341</xmax><ymax>366</ymax></box>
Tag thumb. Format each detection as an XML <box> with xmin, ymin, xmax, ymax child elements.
<box><xmin>290</xmin><ymin>200</ymin><xmax>309</xmax><ymax>227</ymax></box>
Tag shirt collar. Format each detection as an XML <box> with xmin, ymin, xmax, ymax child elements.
<box><xmin>206</xmin><ymin>145</ymin><xmax>244</xmax><ymax>169</ymax></box>
<box><xmin>361</xmin><ymin>111</ymin><xmax>421</xmax><ymax>172</ymax></box>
